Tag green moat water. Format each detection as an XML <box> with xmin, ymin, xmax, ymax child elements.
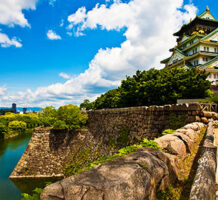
<box><xmin>0</xmin><ymin>134</ymin><xmax>31</xmax><ymax>200</ymax></box>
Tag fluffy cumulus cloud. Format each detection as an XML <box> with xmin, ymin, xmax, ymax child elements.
<box><xmin>0</xmin><ymin>0</ymin><xmax>198</xmax><ymax>107</ymax></box>
<box><xmin>47</xmin><ymin>30</ymin><xmax>62</xmax><ymax>40</ymax></box>
<box><xmin>0</xmin><ymin>32</ymin><xmax>22</xmax><ymax>48</ymax></box>
<box><xmin>0</xmin><ymin>0</ymin><xmax>37</xmax><ymax>27</ymax></box>
<box><xmin>0</xmin><ymin>0</ymin><xmax>38</xmax><ymax>48</ymax></box>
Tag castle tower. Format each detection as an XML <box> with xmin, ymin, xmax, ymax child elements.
<box><xmin>161</xmin><ymin>6</ymin><xmax>218</xmax><ymax>85</ymax></box>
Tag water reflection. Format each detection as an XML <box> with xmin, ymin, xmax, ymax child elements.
<box><xmin>0</xmin><ymin>134</ymin><xmax>31</xmax><ymax>200</ymax></box>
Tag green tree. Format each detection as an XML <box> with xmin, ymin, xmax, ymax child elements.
<box><xmin>38</xmin><ymin>106</ymin><xmax>57</xmax><ymax>127</ymax></box>
<box><xmin>17</xmin><ymin>113</ymin><xmax>40</xmax><ymax>128</ymax></box>
<box><xmin>53</xmin><ymin>120</ymin><xmax>68</xmax><ymax>129</ymax></box>
<box><xmin>8</xmin><ymin>120</ymin><xmax>27</xmax><ymax>134</ymax></box>
<box><xmin>80</xmin><ymin>99</ymin><xmax>94</xmax><ymax>110</ymax></box>
<box><xmin>57</xmin><ymin>104</ymin><xmax>88</xmax><ymax>130</ymax></box>
<box><xmin>91</xmin><ymin>67</ymin><xmax>211</xmax><ymax>109</ymax></box>
<box><xmin>93</xmin><ymin>89</ymin><xmax>121</xmax><ymax>109</ymax></box>
<box><xmin>0</xmin><ymin>123</ymin><xmax>7</xmax><ymax>138</ymax></box>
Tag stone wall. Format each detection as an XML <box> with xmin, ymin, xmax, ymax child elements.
<box><xmin>189</xmin><ymin>121</ymin><xmax>217</xmax><ymax>200</ymax></box>
<box><xmin>10</xmin><ymin>104</ymin><xmax>218</xmax><ymax>181</ymax></box>
<box><xmin>10</xmin><ymin>128</ymin><xmax>95</xmax><ymax>178</ymax></box>
<box><xmin>87</xmin><ymin>103</ymin><xmax>217</xmax><ymax>145</ymax></box>
<box><xmin>41</xmin><ymin>122</ymin><xmax>207</xmax><ymax>200</ymax></box>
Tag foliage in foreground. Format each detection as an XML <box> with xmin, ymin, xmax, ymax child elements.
<box><xmin>20</xmin><ymin>182</ymin><xmax>52</xmax><ymax>200</ymax></box>
<box><xmin>20</xmin><ymin>188</ymin><xmax>42</xmax><ymax>200</ymax></box>
<box><xmin>80</xmin><ymin>67</ymin><xmax>211</xmax><ymax>110</ymax></box>
<box><xmin>64</xmin><ymin>138</ymin><xmax>161</xmax><ymax>176</ymax></box>
<box><xmin>200</xmin><ymin>93</ymin><xmax>218</xmax><ymax>105</ymax></box>
<box><xmin>161</xmin><ymin>129</ymin><xmax>176</xmax><ymax>136</ymax></box>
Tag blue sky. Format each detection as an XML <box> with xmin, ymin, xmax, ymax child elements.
<box><xmin>0</xmin><ymin>0</ymin><xmax>217</xmax><ymax>107</ymax></box>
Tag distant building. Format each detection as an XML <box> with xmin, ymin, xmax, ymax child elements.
<box><xmin>161</xmin><ymin>6</ymin><xmax>218</xmax><ymax>85</ymax></box>
<box><xmin>0</xmin><ymin>103</ymin><xmax>17</xmax><ymax>115</ymax></box>
<box><xmin>23</xmin><ymin>108</ymin><xmax>27</xmax><ymax>114</ymax></box>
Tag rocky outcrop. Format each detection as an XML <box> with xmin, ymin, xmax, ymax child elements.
<box><xmin>41</xmin><ymin>148</ymin><xmax>175</xmax><ymax>200</ymax></box>
<box><xmin>41</xmin><ymin>122</ymin><xmax>206</xmax><ymax>200</ymax></box>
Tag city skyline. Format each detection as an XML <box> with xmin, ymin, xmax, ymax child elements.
<box><xmin>0</xmin><ymin>0</ymin><xmax>217</xmax><ymax>107</ymax></box>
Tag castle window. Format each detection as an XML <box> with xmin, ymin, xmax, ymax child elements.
<box><xmin>192</xmin><ymin>48</ymin><xmax>197</xmax><ymax>54</ymax></box>
<box><xmin>203</xmin><ymin>57</ymin><xmax>208</xmax><ymax>62</ymax></box>
<box><xmin>204</xmin><ymin>47</ymin><xmax>209</xmax><ymax>52</ymax></box>
<box><xmin>194</xmin><ymin>60</ymin><xmax>199</xmax><ymax>66</ymax></box>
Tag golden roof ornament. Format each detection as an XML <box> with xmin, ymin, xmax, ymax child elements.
<box><xmin>206</xmin><ymin>5</ymin><xmax>209</xmax><ymax>11</ymax></box>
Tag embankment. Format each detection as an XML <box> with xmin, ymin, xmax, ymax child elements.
<box><xmin>10</xmin><ymin>103</ymin><xmax>218</xmax><ymax>179</ymax></box>
<box><xmin>40</xmin><ymin>122</ymin><xmax>208</xmax><ymax>200</ymax></box>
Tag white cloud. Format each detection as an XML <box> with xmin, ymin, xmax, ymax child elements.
<box><xmin>0</xmin><ymin>0</ymin><xmax>37</xmax><ymax>27</ymax></box>
<box><xmin>68</xmin><ymin>7</ymin><xmax>87</xmax><ymax>27</ymax></box>
<box><xmin>47</xmin><ymin>30</ymin><xmax>61</xmax><ymax>40</ymax></box>
<box><xmin>0</xmin><ymin>0</ymin><xmax>198</xmax><ymax>107</ymax></box>
<box><xmin>49</xmin><ymin>0</ymin><xmax>56</xmax><ymax>6</ymax></box>
<box><xmin>0</xmin><ymin>32</ymin><xmax>22</xmax><ymax>48</ymax></box>
<box><xmin>60</xmin><ymin>19</ymin><xmax>64</xmax><ymax>27</ymax></box>
<box><xmin>0</xmin><ymin>86</ymin><xmax>7</xmax><ymax>96</ymax></box>
<box><xmin>0</xmin><ymin>0</ymin><xmax>38</xmax><ymax>48</ymax></box>
<box><xmin>59</xmin><ymin>72</ymin><xmax>71</xmax><ymax>79</ymax></box>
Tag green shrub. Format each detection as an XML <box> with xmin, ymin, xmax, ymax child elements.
<box><xmin>57</xmin><ymin>104</ymin><xmax>88</xmax><ymax>130</ymax></box>
<box><xmin>169</xmin><ymin>113</ymin><xmax>186</xmax><ymax>130</ymax></box>
<box><xmin>20</xmin><ymin>188</ymin><xmax>42</xmax><ymax>200</ymax></box>
<box><xmin>140</xmin><ymin>138</ymin><xmax>162</xmax><ymax>149</ymax></box>
<box><xmin>161</xmin><ymin>129</ymin><xmax>175</xmax><ymax>136</ymax></box>
<box><xmin>53</xmin><ymin>120</ymin><xmax>67</xmax><ymax>129</ymax></box>
<box><xmin>117</xmin><ymin>126</ymin><xmax>130</xmax><ymax>147</ymax></box>
<box><xmin>156</xmin><ymin>184</ymin><xmax>181</xmax><ymax>200</ymax></box>
<box><xmin>64</xmin><ymin>138</ymin><xmax>161</xmax><ymax>176</ymax></box>
<box><xmin>0</xmin><ymin>123</ymin><xmax>7</xmax><ymax>134</ymax></box>
<box><xmin>38</xmin><ymin>106</ymin><xmax>57</xmax><ymax>127</ymax></box>
<box><xmin>8</xmin><ymin>120</ymin><xmax>27</xmax><ymax>134</ymax></box>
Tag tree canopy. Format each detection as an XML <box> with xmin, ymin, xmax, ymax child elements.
<box><xmin>38</xmin><ymin>104</ymin><xmax>88</xmax><ymax>130</ymax></box>
<box><xmin>80</xmin><ymin>67</ymin><xmax>211</xmax><ymax>110</ymax></box>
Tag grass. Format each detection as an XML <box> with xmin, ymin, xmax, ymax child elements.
<box><xmin>64</xmin><ymin>138</ymin><xmax>161</xmax><ymax>176</ymax></box>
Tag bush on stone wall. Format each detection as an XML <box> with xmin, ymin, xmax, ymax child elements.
<box><xmin>39</xmin><ymin>104</ymin><xmax>88</xmax><ymax>130</ymax></box>
<box><xmin>57</xmin><ymin>104</ymin><xmax>88</xmax><ymax>130</ymax></box>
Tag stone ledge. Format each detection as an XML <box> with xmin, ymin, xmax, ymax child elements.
<box><xmin>189</xmin><ymin>121</ymin><xmax>217</xmax><ymax>200</ymax></box>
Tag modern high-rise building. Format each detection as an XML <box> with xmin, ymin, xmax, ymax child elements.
<box><xmin>12</xmin><ymin>103</ymin><xmax>17</xmax><ymax>113</ymax></box>
<box><xmin>161</xmin><ymin>6</ymin><xmax>218</xmax><ymax>85</ymax></box>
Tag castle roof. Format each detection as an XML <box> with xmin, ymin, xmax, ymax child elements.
<box><xmin>174</xmin><ymin>7</ymin><xmax>218</xmax><ymax>37</ymax></box>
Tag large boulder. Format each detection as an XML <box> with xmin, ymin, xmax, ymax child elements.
<box><xmin>172</xmin><ymin>132</ymin><xmax>194</xmax><ymax>153</ymax></box>
<box><xmin>176</xmin><ymin>128</ymin><xmax>197</xmax><ymax>141</ymax></box>
<box><xmin>155</xmin><ymin>135</ymin><xmax>186</xmax><ymax>156</ymax></box>
<box><xmin>41</xmin><ymin>149</ymin><xmax>176</xmax><ymax>200</ymax></box>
